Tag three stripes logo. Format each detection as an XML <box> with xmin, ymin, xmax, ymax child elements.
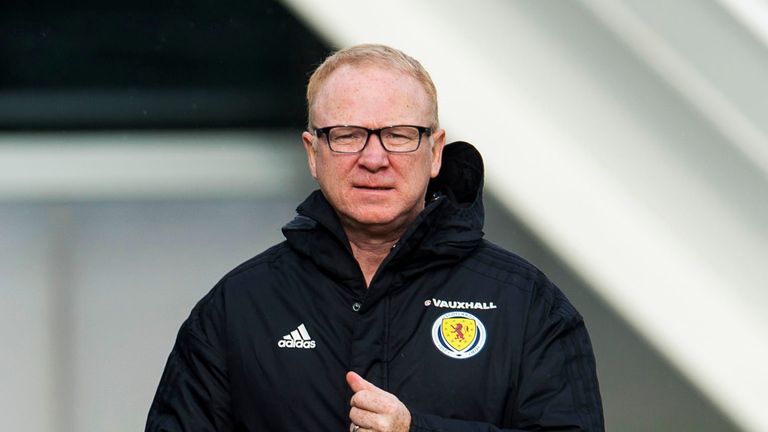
<box><xmin>277</xmin><ymin>323</ymin><xmax>316</xmax><ymax>349</ymax></box>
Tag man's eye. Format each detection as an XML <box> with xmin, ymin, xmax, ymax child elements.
<box><xmin>333</xmin><ymin>132</ymin><xmax>364</xmax><ymax>142</ymax></box>
<box><xmin>384</xmin><ymin>131</ymin><xmax>417</xmax><ymax>144</ymax></box>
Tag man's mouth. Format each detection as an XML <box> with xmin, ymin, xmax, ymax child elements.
<box><xmin>353</xmin><ymin>183</ymin><xmax>394</xmax><ymax>190</ymax></box>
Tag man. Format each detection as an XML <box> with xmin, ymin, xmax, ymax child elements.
<box><xmin>146</xmin><ymin>44</ymin><xmax>604</xmax><ymax>431</ymax></box>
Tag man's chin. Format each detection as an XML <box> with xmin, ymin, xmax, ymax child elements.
<box><xmin>341</xmin><ymin>208</ymin><xmax>412</xmax><ymax>232</ymax></box>
<box><xmin>348</xmin><ymin>212</ymin><xmax>399</xmax><ymax>227</ymax></box>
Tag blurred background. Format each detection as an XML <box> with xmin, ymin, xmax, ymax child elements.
<box><xmin>1</xmin><ymin>0</ymin><xmax>766</xmax><ymax>431</ymax></box>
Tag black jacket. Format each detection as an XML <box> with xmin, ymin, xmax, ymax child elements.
<box><xmin>146</xmin><ymin>142</ymin><xmax>604</xmax><ymax>431</ymax></box>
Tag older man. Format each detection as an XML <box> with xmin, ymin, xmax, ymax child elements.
<box><xmin>146</xmin><ymin>44</ymin><xmax>604</xmax><ymax>431</ymax></box>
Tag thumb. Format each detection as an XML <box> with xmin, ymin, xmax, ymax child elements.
<box><xmin>346</xmin><ymin>371</ymin><xmax>376</xmax><ymax>393</ymax></box>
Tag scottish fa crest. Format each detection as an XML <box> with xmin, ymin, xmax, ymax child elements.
<box><xmin>431</xmin><ymin>311</ymin><xmax>487</xmax><ymax>359</ymax></box>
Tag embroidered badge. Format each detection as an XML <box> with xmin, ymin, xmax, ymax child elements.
<box><xmin>431</xmin><ymin>311</ymin><xmax>487</xmax><ymax>359</ymax></box>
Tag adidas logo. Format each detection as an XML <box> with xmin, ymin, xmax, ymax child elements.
<box><xmin>277</xmin><ymin>323</ymin><xmax>316</xmax><ymax>349</ymax></box>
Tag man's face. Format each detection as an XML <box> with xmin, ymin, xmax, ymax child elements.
<box><xmin>303</xmin><ymin>64</ymin><xmax>445</xmax><ymax>234</ymax></box>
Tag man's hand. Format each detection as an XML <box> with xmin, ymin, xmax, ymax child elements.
<box><xmin>347</xmin><ymin>371</ymin><xmax>411</xmax><ymax>432</ymax></box>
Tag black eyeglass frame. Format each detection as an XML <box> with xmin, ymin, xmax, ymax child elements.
<box><xmin>313</xmin><ymin>125</ymin><xmax>433</xmax><ymax>153</ymax></box>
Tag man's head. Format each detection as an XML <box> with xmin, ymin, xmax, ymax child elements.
<box><xmin>306</xmin><ymin>44</ymin><xmax>439</xmax><ymax>132</ymax></box>
<box><xmin>302</xmin><ymin>44</ymin><xmax>445</xmax><ymax>236</ymax></box>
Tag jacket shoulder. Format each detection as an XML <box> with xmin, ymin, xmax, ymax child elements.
<box><xmin>184</xmin><ymin>242</ymin><xmax>293</xmax><ymax>330</ymax></box>
<box><xmin>459</xmin><ymin>240</ymin><xmax>545</xmax><ymax>289</ymax></box>
<box><xmin>221</xmin><ymin>241</ymin><xmax>293</xmax><ymax>281</ymax></box>
<box><xmin>462</xmin><ymin>240</ymin><xmax>580</xmax><ymax>319</ymax></box>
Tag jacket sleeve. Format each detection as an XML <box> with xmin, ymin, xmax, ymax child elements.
<box><xmin>145</xmin><ymin>284</ymin><xmax>233</xmax><ymax>432</ymax></box>
<box><xmin>409</xmin><ymin>277</ymin><xmax>604</xmax><ymax>432</ymax></box>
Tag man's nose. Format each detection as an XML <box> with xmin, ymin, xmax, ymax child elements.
<box><xmin>357</xmin><ymin>132</ymin><xmax>390</xmax><ymax>170</ymax></box>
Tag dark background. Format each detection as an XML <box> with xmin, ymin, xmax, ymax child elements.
<box><xmin>0</xmin><ymin>0</ymin><xmax>330</xmax><ymax>129</ymax></box>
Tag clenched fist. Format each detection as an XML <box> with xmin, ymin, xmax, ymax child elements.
<box><xmin>347</xmin><ymin>371</ymin><xmax>411</xmax><ymax>432</ymax></box>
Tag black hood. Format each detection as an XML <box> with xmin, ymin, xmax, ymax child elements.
<box><xmin>427</xmin><ymin>140</ymin><xmax>484</xmax><ymax>207</ymax></box>
<box><xmin>282</xmin><ymin>141</ymin><xmax>485</xmax><ymax>289</ymax></box>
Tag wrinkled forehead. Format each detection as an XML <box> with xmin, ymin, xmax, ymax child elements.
<box><xmin>311</xmin><ymin>64</ymin><xmax>434</xmax><ymax>125</ymax></box>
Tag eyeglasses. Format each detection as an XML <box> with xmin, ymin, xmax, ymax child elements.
<box><xmin>313</xmin><ymin>125</ymin><xmax>432</xmax><ymax>153</ymax></box>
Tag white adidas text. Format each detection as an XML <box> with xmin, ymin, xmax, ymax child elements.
<box><xmin>277</xmin><ymin>323</ymin><xmax>316</xmax><ymax>349</ymax></box>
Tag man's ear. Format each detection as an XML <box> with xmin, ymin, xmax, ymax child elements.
<box><xmin>430</xmin><ymin>128</ymin><xmax>446</xmax><ymax>178</ymax></box>
<box><xmin>302</xmin><ymin>131</ymin><xmax>318</xmax><ymax>180</ymax></box>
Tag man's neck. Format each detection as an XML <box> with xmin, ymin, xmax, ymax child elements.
<box><xmin>345</xmin><ymin>227</ymin><xmax>403</xmax><ymax>288</ymax></box>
